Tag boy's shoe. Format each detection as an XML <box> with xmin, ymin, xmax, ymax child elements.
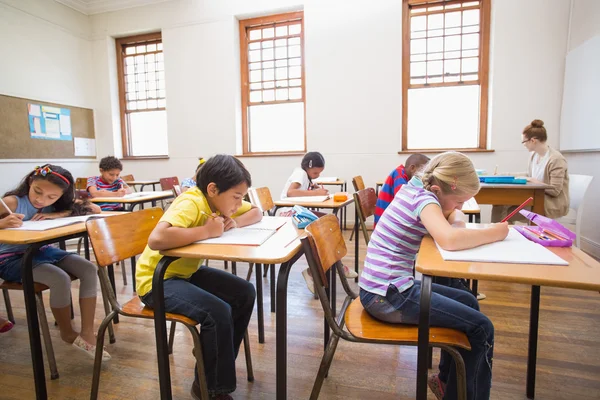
<box><xmin>342</xmin><ymin>265</ymin><xmax>358</xmax><ymax>279</ymax></box>
<box><xmin>477</xmin><ymin>292</ymin><xmax>487</xmax><ymax>301</ymax></box>
<box><xmin>427</xmin><ymin>373</ymin><xmax>445</xmax><ymax>400</ymax></box>
<box><xmin>72</xmin><ymin>336</ymin><xmax>111</xmax><ymax>361</ymax></box>
<box><xmin>302</xmin><ymin>268</ymin><xmax>315</xmax><ymax>294</ymax></box>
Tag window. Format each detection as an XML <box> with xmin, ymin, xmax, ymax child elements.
<box><xmin>239</xmin><ymin>12</ymin><xmax>306</xmax><ymax>155</ymax></box>
<box><xmin>116</xmin><ymin>32</ymin><xmax>168</xmax><ymax>158</ymax></box>
<box><xmin>402</xmin><ymin>0</ymin><xmax>491</xmax><ymax>151</ymax></box>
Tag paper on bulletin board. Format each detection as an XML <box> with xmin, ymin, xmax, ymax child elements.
<box><xmin>74</xmin><ymin>137</ymin><xmax>96</xmax><ymax>157</ymax></box>
<box><xmin>28</xmin><ymin>103</ymin><xmax>73</xmax><ymax>141</ymax></box>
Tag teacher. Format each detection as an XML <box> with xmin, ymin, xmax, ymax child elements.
<box><xmin>492</xmin><ymin>119</ymin><xmax>570</xmax><ymax>221</ymax></box>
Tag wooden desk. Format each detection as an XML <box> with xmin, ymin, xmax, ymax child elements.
<box><xmin>475</xmin><ymin>182</ymin><xmax>550</xmax><ymax>216</ymax></box>
<box><xmin>151</xmin><ymin>221</ymin><xmax>305</xmax><ymax>400</ymax></box>
<box><xmin>89</xmin><ymin>190</ymin><xmax>173</xmax><ymax>211</ymax></box>
<box><xmin>414</xmin><ymin>225</ymin><xmax>600</xmax><ymax>399</ymax></box>
<box><xmin>313</xmin><ymin>179</ymin><xmax>348</xmax><ymax>229</ymax></box>
<box><xmin>124</xmin><ymin>179</ymin><xmax>160</xmax><ymax>192</ymax></box>
<box><xmin>274</xmin><ymin>197</ymin><xmax>354</xmax><ymax>231</ymax></box>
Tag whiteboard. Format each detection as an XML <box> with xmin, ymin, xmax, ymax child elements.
<box><xmin>560</xmin><ymin>35</ymin><xmax>600</xmax><ymax>152</ymax></box>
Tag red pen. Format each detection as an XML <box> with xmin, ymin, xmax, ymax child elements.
<box><xmin>501</xmin><ymin>197</ymin><xmax>533</xmax><ymax>223</ymax></box>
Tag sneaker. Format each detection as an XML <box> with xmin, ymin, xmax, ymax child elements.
<box><xmin>427</xmin><ymin>373</ymin><xmax>445</xmax><ymax>400</ymax></box>
<box><xmin>477</xmin><ymin>292</ymin><xmax>487</xmax><ymax>301</ymax></box>
<box><xmin>342</xmin><ymin>265</ymin><xmax>358</xmax><ymax>279</ymax></box>
<box><xmin>72</xmin><ymin>336</ymin><xmax>111</xmax><ymax>361</ymax></box>
<box><xmin>301</xmin><ymin>268</ymin><xmax>315</xmax><ymax>294</ymax></box>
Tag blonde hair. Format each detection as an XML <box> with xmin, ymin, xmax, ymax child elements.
<box><xmin>420</xmin><ymin>152</ymin><xmax>480</xmax><ymax>197</ymax></box>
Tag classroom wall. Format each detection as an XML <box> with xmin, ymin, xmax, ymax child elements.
<box><xmin>0</xmin><ymin>0</ymin><xmax>96</xmax><ymax>195</ymax></box>
<box><xmin>563</xmin><ymin>0</ymin><xmax>600</xmax><ymax>256</ymax></box>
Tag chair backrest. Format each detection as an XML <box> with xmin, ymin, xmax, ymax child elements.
<box><xmin>172</xmin><ymin>185</ymin><xmax>182</xmax><ymax>197</ymax></box>
<box><xmin>121</xmin><ymin>174</ymin><xmax>134</xmax><ymax>182</ymax></box>
<box><xmin>86</xmin><ymin>208</ymin><xmax>163</xmax><ymax>267</ymax></box>
<box><xmin>75</xmin><ymin>189</ymin><xmax>91</xmax><ymax>200</ymax></box>
<box><xmin>352</xmin><ymin>176</ymin><xmax>365</xmax><ymax>192</ymax></box>
<box><xmin>568</xmin><ymin>174</ymin><xmax>593</xmax><ymax>212</ymax></box>
<box><xmin>160</xmin><ymin>176</ymin><xmax>180</xmax><ymax>191</ymax></box>
<box><xmin>251</xmin><ymin>187</ymin><xmax>275</xmax><ymax>215</ymax></box>
<box><xmin>75</xmin><ymin>177</ymin><xmax>88</xmax><ymax>190</ymax></box>
<box><xmin>353</xmin><ymin>188</ymin><xmax>377</xmax><ymax>245</ymax></box>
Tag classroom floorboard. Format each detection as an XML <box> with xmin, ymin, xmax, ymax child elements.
<box><xmin>1</xmin><ymin>230</ymin><xmax>600</xmax><ymax>399</ymax></box>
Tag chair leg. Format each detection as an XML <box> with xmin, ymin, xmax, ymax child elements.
<box><xmin>223</xmin><ymin>260</ymin><xmax>228</xmax><ymax>270</ymax></box>
<box><xmin>349</xmin><ymin>228</ymin><xmax>355</xmax><ymax>242</ymax></box>
<box><xmin>107</xmin><ymin>264</ymin><xmax>119</xmax><ymax>324</ymax></box>
<box><xmin>120</xmin><ymin>261</ymin><xmax>127</xmax><ymax>286</ymax></box>
<box><xmin>3</xmin><ymin>288</ymin><xmax>15</xmax><ymax>324</ymax></box>
<box><xmin>310</xmin><ymin>332</ymin><xmax>341</xmax><ymax>400</ymax></box>
<box><xmin>232</xmin><ymin>262</ymin><xmax>237</xmax><ymax>276</ymax></box>
<box><xmin>130</xmin><ymin>256</ymin><xmax>137</xmax><ymax>293</ymax></box>
<box><xmin>100</xmin><ymin>282</ymin><xmax>116</xmax><ymax>344</ymax></box>
<box><xmin>263</xmin><ymin>264</ymin><xmax>269</xmax><ymax>277</ymax></box>
<box><xmin>187</xmin><ymin>326</ymin><xmax>210</xmax><ymax>400</ymax></box>
<box><xmin>76</xmin><ymin>237</ymin><xmax>83</xmax><ymax>256</ymax></box>
<box><xmin>168</xmin><ymin>322</ymin><xmax>176</xmax><ymax>355</ymax></box>
<box><xmin>243</xmin><ymin>330</ymin><xmax>254</xmax><ymax>382</ymax></box>
<box><xmin>245</xmin><ymin>263</ymin><xmax>254</xmax><ymax>282</ymax></box>
<box><xmin>90</xmin><ymin>309</ymin><xmax>118</xmax><ymax>400</ymax></box>
<box><xmin>442</xmin><ymin>346</ymin><xmax>468</xmax><ymax>400</ymax></box>
<box><xmin>36</xmin><ymin>293</ymin><xmax>59</xmax><ymax>380</ymax></box>
<box><xmin>270</xmin><ymin>264</ymin><xmax>275</xmax><ymax>313</ymax></box>
<box><xmin>255</xmin><ymin>264</ymin><xmax>265</xmax><ymax>343</ymax></box>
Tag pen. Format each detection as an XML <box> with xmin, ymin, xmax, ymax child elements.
<box><xmin>523</xmin><ymin>226</ymin><xmax>548</xmax><ymax>240</ymax></box>
<box><xmin>0</xmin><ymin>198</ymin><xmax>13</xmax><ymax>215</ymax></box>
<box><xmin>501</xmin><ymin>197</ymin><xmax>533</xmax><ymax>223</ymax></box>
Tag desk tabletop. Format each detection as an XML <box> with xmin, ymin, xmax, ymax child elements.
<box><xmin>125</xmin><ymin>180</ymin><xmax>160</xmax><ymax>185</ymax></box>
<box><xmin>416</xmin><ymin>224</ymin><xmax>600</xmax><ymax>291</ymax></box>
<box><xmin>0</xmin><ymin>223</ymin><xmax>86</xmax><ymax>245</ymax></box>
<box><xmin>89</xmin><ymin>190</ymin><xmax>173</xmax><ymax>204</ymax></box>
<box><xmin>160</xmin><ymin>220</ymin><xmax>304</xmax><ymax>264</ymax></box>
<box><xmin>274</xmin><ymin>197</ymin><xmax>354</xmax><ymax>209</ymax></box>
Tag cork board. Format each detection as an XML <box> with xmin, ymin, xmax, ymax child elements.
<box><xmin>0</xmin><ymin>94</ymin><xmax>95</xmax><ymax>159</ymax></box>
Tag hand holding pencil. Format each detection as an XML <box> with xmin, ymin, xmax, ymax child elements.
<box><xmin>0</xmin><ymin>198</ymin><xmax>24</xmax><ymax>228</ymax></box>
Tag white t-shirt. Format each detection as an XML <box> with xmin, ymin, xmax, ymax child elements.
<box><xmin>531</xmin><ymin>150</ymin><xmax>550</xmax><ymax>181</ymax></box>
<box><xmin>280</xmin><ymin>167</ymin><xmax>310</xmax><ymax>199</ymax></box>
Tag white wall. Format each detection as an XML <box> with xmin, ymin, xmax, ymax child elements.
<box><xmin>0</xmin><ymin>0</ymin><xmax>95</xmax><ymax>195</ymax></box>
<box><xmin>563</xmin><ymin>0</ymin><xmax>600</xmax><ymax>256</ymax></box>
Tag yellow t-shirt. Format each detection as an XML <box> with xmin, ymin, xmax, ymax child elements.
<box><xmin>135</xmin><ymin>186</ymin><xmax>252</xmax><ymax>297</ymax></box>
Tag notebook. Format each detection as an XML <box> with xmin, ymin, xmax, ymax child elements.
<box><xmin>436</xmin><ymin>228</ymin><xmax>568</xmax><ymax>266</ymax></box>
<box><xmin>98</xmin><ymin>191</ymin><xmax>172</xmax><ymax>201</ymax></box>
<box><xmin>242</xmin><ymin>216</ymin><xmax>289</xmax><ymax>231</ymax></box>
<box><xmin>6</xmin><ymin>214</ymin><xmax>111</xmax><ymax>231</ymax></box>
<box><xmin>195</xmin><ymin>217</ymin><xmax>290</xmax><ymax>246</ymax></box>
<box><xmin>280</xmin><ymin>195</ymin><xmax>330</xmax><ymax>203</ymax></box>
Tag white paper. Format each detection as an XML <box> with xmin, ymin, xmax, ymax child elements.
<box><xmin>461</xmin><ymin>198</ymin><xmax>479</xmax><ymax>211</ymax></box>
<box><xmin>59</xmin><ymin>114</ymin><xmax>72</xmax><ymax>134</ymax></box>
<box><xmin>95</xmin><ymin>191</ymin><xmax>172</xmax><ymax>201</ymax></box>
<box><xmin>436</xmin><ymin>229</ymin><xmax>568</xmax><ymax>266</ymax></box>
<box><xmin>197</xmin><ymin>228</ymin><xmax>276</xmax><ymax>245</ymax></box>
<box><xmin>44</xmin><ymin>116</ymin><xmax>60</xmax><ymax>138</ymax></box>
<box><xmin>28</xmin><ymin>104</ymin><xmax>41</xmax><ymax>117</ymax></box>
<box><xmin>33</xmin><ymin>117</ymin><xmax>42</xmax><ymax>134</ymax></box>
<box><xmin>74</xmin><ymin>137</ymin><xmax>96</xmax><ymax>156</ymax></box>
<box><xmin>314</xmin><ymin>177</ymin><xmax>338</xmax><ymax>183</ymax></box>
<box><xmin>6</xmin><ymin>214</ymin><xmax>110</xmax><ymax>231</ymax></box>
<box><xmin>280</xmin><ymin>195</ymin><xmax>330</xmax><ymax>203</ymax></box>
<box><xmin>242</xmin><ymin>216</ymin><xmax>289</xmax><ymax>231</ymax></box>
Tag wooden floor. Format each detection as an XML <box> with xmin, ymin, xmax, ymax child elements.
<box><xmin>1</xmin><ymin>230</ymin><xmax>600</xmax><ymax>399</ymax></box>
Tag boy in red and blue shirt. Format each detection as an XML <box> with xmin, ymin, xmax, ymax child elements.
<box><xmin>374</xmin><ymin>154</ymin><xmax>430</xmax><ymax>227</ymax></box>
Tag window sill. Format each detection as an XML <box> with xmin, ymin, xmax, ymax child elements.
<box><xmin>398</xmin><ymin>149</ymin><xmax>495</xmax><ymax>154</ymax></box>
<box><xmin>236</xmin><ymin>152</ymin><xmax>306</xmax><ymax>158</ymax></box>
<box><xmin>121</xmin><ymin>156</ymin><xmax>170</xmax><ymax>160</ymax></box>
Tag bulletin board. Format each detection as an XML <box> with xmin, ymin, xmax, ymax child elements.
<box><xmin>0</xmin><ymin>94</ymin><xmax>96</xmax><ymax>159</ymax></box>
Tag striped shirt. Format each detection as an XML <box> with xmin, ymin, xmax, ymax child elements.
<box><xmin>374</xmin><ymin>165</ymin><xmax>408</xmax><ymax>227</ymax></box>
<box><xmin>359</xmin><ymin>177</ymin><xmax>440</xmax><ymax>296</ymax></box>
<box><xmin>86</xmin><ymin>176</ymin><xmax>126</xmax><ymax>211</ymax></box>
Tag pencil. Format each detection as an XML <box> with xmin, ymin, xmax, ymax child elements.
<box><xmin>494</xmin><ymin>165</ymin><xmax>498</xmax><ymax>175</ymax></box>
<box><xmin>501</xmin><ymin>197</ymin><xmax>533</xmax><ymax>223</ymax></box>
<box><xmin>200</xmin><ymin>211</ymin><xmax>217</xmax><ymax>219</ymax></box>
<box><xmin>0</xmin><ymin>198</ymin><xmax>12</xmax><ymax>215</ymax></box>
<box><xmin>542</xmin><ymin>229</ymin><xmax>567</xmax><ymax>241</ymax></box>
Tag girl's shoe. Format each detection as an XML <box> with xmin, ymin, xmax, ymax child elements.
<box><xmin>0</xmin><ymin>320</ymin><xmax>14</xmax><ymax>333</ymax></box>
<box><xmin>342</xmin><ymin>265</ymin><xmax>358</xmax><ymax>279</ymax></box>
<box><xmin>72</xmin><ymin>336</ymin><xmax>111</xmax><ymax>361</ymax></box>
<box><xmin>427</xmin><ymin>373</ymin><xmax>445</xmax><ymax>400</ymax></box>
<box><xmin>302</xmin><ymin>268</ymin><xmax>315</xmax><ymax>294</ymax></box>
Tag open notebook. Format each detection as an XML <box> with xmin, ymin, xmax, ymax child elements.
<box><xmin>6</xmin><ymin>214</ymin><xmax>111</xmax><ymax>231</ymax></box>
<box><xmin>314</xmin><ymin>177</ymin><xmax>338</xmax><ymax>183</ymax></box>
<box><xmin>196</xmin><ymin>216</ymin><xmax>290</xmax><ymax>246</ymax></box>
<box><xmin>280</xmin><ymin>195</ymin><xmax>330</xmax><ymax>203</ymax></box>
<box><xmin>436</xmin><ymin>228</ymin><xmax>568</xmax><ymax>266</ymax></box>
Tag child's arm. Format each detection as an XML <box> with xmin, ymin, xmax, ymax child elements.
<box><xmin>447</xmin><ymin>209</ymin><xmax>466</xmax><ymax>228</ymax></box>
<box><xmin>421</xmin><ymin>204</ymin><xmax>508</xmax><ymax>251</ymax></box>
<box><xmin>30</xmin><ymin>210</ymin><xmax>73</xmax><ymax>221</ymax></box>
<box><xmin>223</xmin><ymin>206</ymin><xmax>263</xmax><ymax>231</ymax></box>
<box><xmin>88</xmin><ymin>185</ymin><xmax>126</xmax><ymax>198</ymax></box>
<box><xmin>148</xmin><ymin>216</ymin><xmax>224</xmax><ymax>251</ymax></box>
<box><xmin>287</xmin><ymin>182</ymin><xmax>329</xmax><ymax>197</ymax></box>
<box><xmin>0</xmin><ymin>196</ymin><xmax>24</xmax><ymax>228</ymax></box>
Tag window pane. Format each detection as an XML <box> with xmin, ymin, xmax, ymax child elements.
<box><xmin>249</xmin><ymin>103</ymin><xmax>304</xmax><ymax>152</ymax></box>
<box><xmin>407</xmin><ymin>86</ymin><xmax>480</xmax><ymax>149</ymax></box>
<box><xmin>129</xmin><ymin>110</ymin><xmax>169</xmax><ymax>156</ymax></box>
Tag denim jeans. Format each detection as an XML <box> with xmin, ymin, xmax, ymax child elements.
<box><xmin>360</xmin><ymin>282</ymin><xmax>493</xmax><ymax>400</ymax></box>
<box><xmin>141</xmin><ymin>266</ymin><xmax>256</xmax><ymax>395</ymax></box>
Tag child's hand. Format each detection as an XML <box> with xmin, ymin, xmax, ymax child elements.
<box><xmin>0</xmin><ymin>213</ymin><xmax>24</xmax><ymax>228</ymax></box>
<box><xmin>30</xmin><ymin>213</ymin><xmax>48</xmax><ymax>221</ymax></box>
<box><xmin>313</xmin><ymin>188</ymin><xmax>329</xmax><ymax>196</ymax></box>
<box><xmin>205</xmin><ymin>215</ymin><xmax>224</xmax><ymax>238</ymax></box>
<box><xmin>222</xmin><ymin>217</ymin><xmax>238</xmax><ymax>231</ymax></box>
<box><xmin>116</xmin><ymin>188</ymin><xmax>128</xmax><ymax>197</ymax></box>
<box><xmin>491</xmin><ymin>222</ymin><xmax>509</xmax><ymax>241</ymax></box>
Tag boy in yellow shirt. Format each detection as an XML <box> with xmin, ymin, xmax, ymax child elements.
<box><xmin>136</xmin><ymin>154</ymin><xmax>262</xmax><ymax>400</ymax></box>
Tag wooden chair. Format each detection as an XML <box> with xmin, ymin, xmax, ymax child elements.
<box><xmin>352</xmin><ymin>187</ymin><xmax>377</xmax><ymax>280</ymax></box>
<box><xmin>75</xmin><ymin>177</ymin><xmax>88</xmax><ymax>190</ymax></box>
<box><xmin>85</xmin><ymin>208</ymin><xmax>253</xmax><ymax>399</ymax></box>
<box><xmin>121</xmin><ymin>174</ymin><xmax>134</xmax><ymax>182</ymax></box>
<box><xmin>172</xmin><ymin>185</ymin><xmax>182</xmax><ymax>197</ymax></box>
<box><xmin>301</xmin><ymin>215</ymin><xmax>469</xmax><ymax>400</ymax></box>
<box><xmin>349</xmin><ymin>175</ymin><xmax>366</xmax><ymax>241</ymax></box>
<box><xmin>159</xmin><ymin>176</ymin><xmax>180</xmax><ymax>191</ymax></box>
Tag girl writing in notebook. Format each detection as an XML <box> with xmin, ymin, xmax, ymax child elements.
<box><xmin>136</xmin><ymin>155</ymin><xmax>261</xmax><ymax>400</ymax></box>
<box><xmin>359</xmin><ymin>152</ymin><xmax>508</xmax><ymax>400</ymax></box>
<box><xmin>0</xmin><ymin>165</ymin><xmax>109</xmax><ymax>360</ymax></box>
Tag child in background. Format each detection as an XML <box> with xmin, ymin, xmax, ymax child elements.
<box><xmin>374</xmin><ymin>153</ymin><xmax>430</xmax><ymax>227</ymax></box>
<box><xmin>360</xmin><ymin>152</ymin><xmax>508</xmax><ymax>400</ymax></box>
<box><xmin>181</xmin><ymin>157</ymin><xmax>206</xmax><ymax>193</ymax></box>
<box><xmin>87</xmin><ymin>156</ymin><xmax>131</xmax><ymax>210</ymax></box>
<box><xmin>136</xmin><ymin>155</ymin><xmax>261</xmax><ymax>400</ymax></box>
<box><xmin>0</xmin><ymin>165</ymin><xmax>109</xmax><ymax>360</ymax></box>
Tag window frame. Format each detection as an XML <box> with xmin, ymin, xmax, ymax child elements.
<box><xmin>238</xmin><ymin>11</ymin><xmax>307</xmax><ymax>157</ymax></box>
<box><xmin>401</xmin><ymin>0</ymin><xmax>491</xmax><ymax>153</ymax></box>
<box><xmin>115</xmin><ymin>32</ymin><xmax>169</xmax><ymax>160</ymax></box>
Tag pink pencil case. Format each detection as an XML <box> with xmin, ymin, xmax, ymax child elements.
<box><xmin>513</xmin><ymin>209</ymin><xmax>575</xmax><ymax>247</ymax></box>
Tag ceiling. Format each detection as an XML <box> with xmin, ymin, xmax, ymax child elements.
<box><xmin>54</xmin><ymin>0</ymin><xmax>174</xmax><ymax>15</ymax></box>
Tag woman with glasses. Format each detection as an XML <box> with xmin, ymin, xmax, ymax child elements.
<box><xmin>492</xmin><ymin>119</ymin><xmax>570</xmax><ymax>222</ymax></box>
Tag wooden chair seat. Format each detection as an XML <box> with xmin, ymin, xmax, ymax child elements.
<box><xmin>121</xmin><ymin>296</ymin><xmax>198</xmax><ymax>327</ymax></box>
<box><xmin>345</xmin><ymin>299</ymin><xmax>471</xmax><ymax>350</ymax></box>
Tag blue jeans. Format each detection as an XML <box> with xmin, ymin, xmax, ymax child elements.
<box><xmin>360</xmin><ymin>283</ymin><xmax>493</xmax><ymax>400</ymax></box>
<box><xmin>141</xmin><ymin>266</ymin><xmax>256</xmax><ymax>395</ymax></box>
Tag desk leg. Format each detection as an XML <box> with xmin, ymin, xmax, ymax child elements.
<box><xmin>255</xmin><ymin>263</ymin><xmax>265</xmax><ymax>344</ymax></box>
<box><xmin>354</xmin><ymin>210</ymin><xmax>359</xmax><ymax>283</ymax></box>
<box><xmin>343</xmin><ymin>183</ymin><xmax>347</xmax><ymax>230</ymax></box>
<box><xmin>22</xmin><ymin>244</ymin><xmax>47</xmax><ymax>400</ymax></box>
<box><xmin>527</xmin><ymin>285</ymin><xmax>541</xmax><ymax>399</ymax></box>
<box><xmin>417</xmin><ymin>275</ymin><xmax>433</xmax><ymax>400</ymax></box>
<box><xmin>153</xmin><ymin>256</ymin><xmax>178</xmax><ymax>400</ymax></box>
<box><xmin>276</xmin><ymin>250</ymin><xmax>304</xmax><ymax>400</ymax></box>
<box><xmin>107</xmin><ymin>265</ymin><xmax>119</xmax><ymax>324</ymax></box>
<box><xmin>324</xmin><ymin>268</ymin><xmax>331</xmax><ymax>351</ymax></box>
